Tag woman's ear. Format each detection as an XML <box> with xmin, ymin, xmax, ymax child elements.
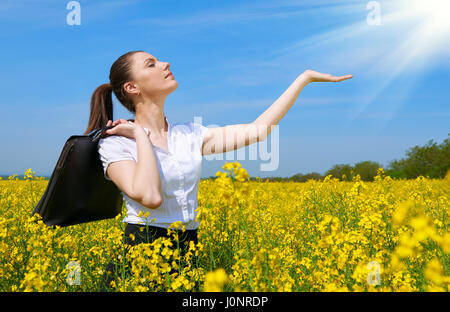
<box><xmin>123</xmin><ymin>81</ymin><xmax>139</xmax><ymax>96</ymax></box>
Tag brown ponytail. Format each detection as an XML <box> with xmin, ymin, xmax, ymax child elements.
<box><xmin>84</xmin><ymin>83</ymin><xmax>113</xmax><ymax>134</ymax></box>
<box><xmin>84</xmin><ymin>50</ymin><xmax>144</xmax><ymax>135</ymax></box>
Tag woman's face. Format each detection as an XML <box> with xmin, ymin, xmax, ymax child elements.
<box><xmin>126</xmin><ymin>51</ymin><xmax>178</xmax><ymax>98</ymax></box>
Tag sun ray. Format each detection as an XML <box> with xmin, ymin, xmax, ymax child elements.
<box><xmin>267</xmin><ymin>0</ymin><xmax>450</xmax><ymax>134</ymax></box>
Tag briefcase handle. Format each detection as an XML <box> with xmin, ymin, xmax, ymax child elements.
<box><xmin>87</xmin><ymin>125</ymin><xmax>115</xmax><ymax>143</ymax></box>
<box><xmin>87</xmin><ymin>119</ymin><xmax>135</xmax><ymax>142</ymax></box>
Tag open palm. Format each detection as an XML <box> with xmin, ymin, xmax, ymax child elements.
<box><xmin>303</xmin><ymin>69</ymin><xmax>353</xmax><ymax>83</ymax></box>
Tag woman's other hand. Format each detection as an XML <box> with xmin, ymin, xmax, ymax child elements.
<box><xmin>105</xmin><ymin>119</ymin><xmax>143</xmax><ymax>140</ymax></box>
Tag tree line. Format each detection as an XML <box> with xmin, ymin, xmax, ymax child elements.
<box><xmin>233</xmin><ymin>134</ymin><xmax>450</xmax><ymax>182</ymax></box>
<box><xmin>6</xmin><ymin>135</ymin><xmax>448</xmax><ymax>182</ymax></box>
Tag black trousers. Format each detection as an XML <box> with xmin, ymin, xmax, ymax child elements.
<box><xmin>101</xmin><ymin>223</ymin><xmax>198</xmax><ymax>290</ymax></box>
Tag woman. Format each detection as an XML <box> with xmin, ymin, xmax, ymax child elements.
<box><xmin>85</xmin><ymin>50</ymin><xmax>353</xmax><ymax>288</ymax></box>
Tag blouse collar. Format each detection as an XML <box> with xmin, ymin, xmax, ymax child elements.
<box><xmin>133</xmin><ymin>116</ymin><xmax>170</xmax><ymax>136</ymax></box>
<box><xmin>141</xmin><ymin>116</ymin><xmax>171</xmax><ymax>154</ymax></box>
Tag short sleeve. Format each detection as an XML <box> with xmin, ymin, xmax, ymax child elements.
<box><xmin>97</xmin><ymin>136</ymin><xmax>135</xmax><ymax>181</ymax></box>
<box><xmin>190</xmin><ymin>121</ymin><xmax>208</xmax><ymax>154</ymax></box>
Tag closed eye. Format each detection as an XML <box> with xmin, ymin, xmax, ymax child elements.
<box><xmin>148</xmin><ymin>63</ymin><xmax>155</xmax><ymax>67</ymax></box>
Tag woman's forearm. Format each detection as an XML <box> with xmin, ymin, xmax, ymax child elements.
<box><xmin>132</xmin><ymin>127</ymin><xmax>162</xmax><ymax>207</ymax></box>
<box><xmin>253</xmin><ymin>73</ymin><xmax>310</xmax><ymax>140</ymax></box>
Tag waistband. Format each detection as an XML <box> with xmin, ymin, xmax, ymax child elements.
<box><xmin>126</xmin><ymin>222</ymin><xmax>198</xmax><ymax>232</ymax></box>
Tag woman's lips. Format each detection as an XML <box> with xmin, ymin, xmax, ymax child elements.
<box><xmin>166</xmin><ymin>72</ymin><xmax>173</xmax><ymax>79</ymax></box>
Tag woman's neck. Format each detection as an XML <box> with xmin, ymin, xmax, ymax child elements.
<box><xmin>134</xmin><ymin>102</ymin><xmax>167</xmax><ymax>135</ymax></box>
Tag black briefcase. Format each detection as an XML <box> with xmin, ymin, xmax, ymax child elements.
<box><xmin>32</xmin><ymin>126</ymin><xmax>123</xmax><ymax>227</ymax></box>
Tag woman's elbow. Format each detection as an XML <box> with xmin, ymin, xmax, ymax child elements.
<box><xmin>141</xmin><ymin>194</ymin><xmax>162</xmax><ymax>209</ymax></box>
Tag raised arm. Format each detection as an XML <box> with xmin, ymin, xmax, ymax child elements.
<box><xmin>201</xmin><ymin>70</ymin><xmax>353</xmax><ymax>156</ymax></box>
<box><xmin>201</xmin><ymin>123</ymin><xmax>259</xmax><ymax>156</ymax></box>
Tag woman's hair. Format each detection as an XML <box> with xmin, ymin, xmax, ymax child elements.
<box><xmin>84</xmin><ymin>50</ymin><xmax>144</xmax><ymax>135</ymax></box>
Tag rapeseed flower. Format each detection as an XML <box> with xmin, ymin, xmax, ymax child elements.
<box><xmin>0</xmin><ymin>165</ymin><xmax>448</xmax><ymax>292</ymax></box>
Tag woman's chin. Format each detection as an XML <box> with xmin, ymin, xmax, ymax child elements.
<box><xmin>168</xmin><ymin>81</ymin><xmax>178</xmax><ymax>92</ymax></box>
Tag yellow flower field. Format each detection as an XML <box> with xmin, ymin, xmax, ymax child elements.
<box><xmin>0</xmin><ymin>164</ymin><xmax>448</xmax><ymax>292</ymax></box>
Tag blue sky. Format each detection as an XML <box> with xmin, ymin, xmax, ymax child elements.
<box><xmin>1</xmin><ymin>0</ymin><xmax>449</xmax><ymax>178</ymax></box>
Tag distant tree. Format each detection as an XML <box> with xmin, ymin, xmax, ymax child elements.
<box><xmin>324</xmin><ymin>164</ymin><xmax>353</xmax><ymax>181</ymax></box>
<box><xmin>265</xmin><ymin>176</ymin><xmax>285</xmax><ymax>182</ymax></box>
<box><xmin>353</xmin><ymin>160</ymin><xmax>383</xmax><ymax>181</ymax></box>
<box><xmin>386</xmin><ymin>135</ymin><xmax>450</xmax><ymax>179</ymax></box>
<box><xmin>302</xmin><ymin>172</ymin><xmax>323</xmax><ymax>182</ymax></box>
<box><xmin>290</xmin><ymin>172</ymin><xmax>323</xmax><ymax>182</ymax></box>
<box><xmin>289</xmin><ymin>173</ymin><xmax>304</xmax><ymax>182</ymax></box>
<box><xmin>384</xmin><ymin>158</ymin><xmax>408</xmax><ymax>179</ymax></box>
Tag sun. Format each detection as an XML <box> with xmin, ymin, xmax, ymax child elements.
<box><xmin>405</xmin><ymin>0</ymin><xmax>450</xmax><ymax>25</ymax></box>
<box><xmin>393</xmin><ymin>0</ymin><xmax>450</xmax><ymax>44</ymax></box>
<box><xmin>348</xmin><ymin>0</ymin><xmax>450</xmax><ymax>126</ymax></box>
<box><xmin>266</xmin><ymin>0</ymin><xmax>450</xmax><ymax>130</ymax></box>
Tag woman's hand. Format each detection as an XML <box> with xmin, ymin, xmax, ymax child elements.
<box><xmin>104</xmin><ymin>119</ymin><xmax>143</xmax><ymax>140</ymax></box>
<box><xmin>302</xmin><ymin>69</ymin><xmax>353</xmax><ymax>83</ymax></box>
<box><xmin>106</xmin><ymin>119</ymin><xmax>129</xmax><ymax>128</ymax></box>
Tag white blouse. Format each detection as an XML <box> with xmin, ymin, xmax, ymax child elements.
<box><xmin>97</xmin><ymin>117</ymin><xmax>208</xmax><ymax>230</ymax></box>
